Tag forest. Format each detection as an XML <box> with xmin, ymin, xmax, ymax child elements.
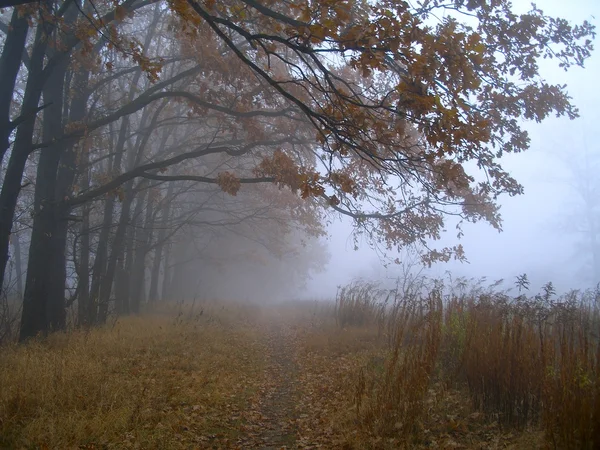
<box><xmin>0</xmin><ymin>0</ymin><xmax>598</xmax><ymax>448</ymax></box>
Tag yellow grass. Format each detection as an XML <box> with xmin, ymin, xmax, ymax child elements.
<box><xmin>1</xmin><ymin>294</ymin><xmax>597</xmax><ymax>449</ymax></box>
<box><xmin>292</xmin><ymin>289</ymin><xmax>599</xmax><ymax>449</ymax></box>
<box><xmin>0</xmin><ymin>302</ymin><xmax>266</xmax><ymax>449</ymax></box>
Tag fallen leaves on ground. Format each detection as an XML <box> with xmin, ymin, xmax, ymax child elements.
<box><xmin>1</xmin><ymin>302</ymin><xmax>547</xmax><ymax>449</ymax></box>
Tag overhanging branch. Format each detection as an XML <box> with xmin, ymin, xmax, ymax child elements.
<box><xmin>140</xmin><ymin>173</ymin><xmax>275</xmax><ymax>185</ymax></box>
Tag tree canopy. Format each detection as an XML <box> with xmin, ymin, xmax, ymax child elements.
<box><xmin>0</xmin><ymin>0</ymin><xmax>595</xmax><ymax>339</ymax></box>
<box><xmin>167</xmin><ymin>0</ymin><xmax>594</xmax><ymax>261</ymax></box>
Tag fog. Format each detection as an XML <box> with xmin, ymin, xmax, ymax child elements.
<box><xmin>2</xmin><ymin>2</ymin><xmax>599</xmax><ymax>446</ymax></box>
<box><xmin>1</xmin><ymin>0</ymin><xmax>599</xmax><ymax>344</ymax></box>
<box><xmin>303</xmin><ymin>0</ymin><xmax>600</xmax><ymax>298</ymax></box>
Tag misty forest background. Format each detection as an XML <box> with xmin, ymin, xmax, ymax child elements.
<box><xmin>1</xmin><ymin>0</ymin><xmax>600</xmax><ymax>448</ymax></box>
<box><xmin>0</xmin><ymin>0</ymin><xmax>598</xmax><ymax>339</ymax></box>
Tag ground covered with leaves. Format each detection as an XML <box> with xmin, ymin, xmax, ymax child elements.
<box><xmin>290</xmin><ymin>306</ymin><xmax>544</xmax><ymax>449</ymax></box>
<box><xmin>0</xmin><ymin>300</ymin><xmax>584</xmax><ymax>449</ymax></box>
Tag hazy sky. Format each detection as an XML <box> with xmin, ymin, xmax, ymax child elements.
<box><xmin>304</xmin><ymin>0</ymin><xmax>600</xmax><ymax>298</ymax></box>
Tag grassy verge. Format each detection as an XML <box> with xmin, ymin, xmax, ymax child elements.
<box><xmin>292</xmin><ymin>281</ymin><xmax>599</xmax><ymax>449</ymax></box>
<box><xmin>0</xmin><ymin>301</ymin><xmax>266</xmax><ymax>449</ymax></box>
<box><xmin>1</xmin><ymin>291</ymin><xmax>597</xmax><ymax>449</ymax></box>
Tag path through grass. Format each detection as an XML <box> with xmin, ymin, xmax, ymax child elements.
<box><xmin>0</xmin><ymin>300</ymin><xmax>579</xmax><ymax>449</ymax></box>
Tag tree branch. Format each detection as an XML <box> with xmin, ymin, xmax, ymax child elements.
<box><xmin>238</xmin><ymin>0</ymin><xmax>308</xmax><ymax>28</ymax></box>
<box><xmin>66</xmin><ymin>138</ymin><xmax>289</xmax><ymax>206</ymax></box>
<box><xmin>139</xmin><ymin>173</ymin><xmax>275</xmax><ymax>185</ymax></box>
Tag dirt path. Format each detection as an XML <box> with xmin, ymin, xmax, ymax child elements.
<box><xmin>238</xmin><ymin>313</ymin><xmax>299</xmax><ymax>449</ymax></box>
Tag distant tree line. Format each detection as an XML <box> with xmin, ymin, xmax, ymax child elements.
<box><xmin>0</xmin><ymin>0</ymin><xmax>593</xmax><ymax>341</ymax></box>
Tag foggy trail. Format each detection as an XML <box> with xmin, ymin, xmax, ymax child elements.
<box><xmin>240</xmin><ymin>313</ymin><xmax>300</xmax><ymax>449</ymax></box>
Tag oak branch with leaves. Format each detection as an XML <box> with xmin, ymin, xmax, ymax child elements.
<box><xmin>3</xmin><ymin>0</ymin><xmax>596</xmax><ymax>265</ymax></box>
<box><xmin>1</xmin><ymin>0</ymin><xmax>596</xmax><ymax>262</ymax></box>
<box><xmin>165</xmin><ymin>0</ymin><xmax>593</xmax><ymax>263</ymax></box>
<box><xmin>0</xmin><ymin>0</ymin><xmax>595</xmax><ymax>340</ymax></box>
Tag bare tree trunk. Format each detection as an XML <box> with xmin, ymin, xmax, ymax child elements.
<box><xmin>20</xmin><ymin>4</ymin><xmax>91</xmax><ymax>338</ymax></box>
<box><xmin>20</xmin><ymin>52</ymin><xmax>69</xmax><ymax>341</ymax></box>
<box><xmin>98</xmin><ymin>184</ymin><xmax>133</xmax><ymax>322</ymax></box>
<box><xmin>114</xmin><ymin>219</ymin><xmax>133</xmax><ymax>316</ymax></box>
<box><xmin>11</xmin><ymin>233</ymin><xmax>23</xmax><ymax>298</ymax></box>
<box><xmin>78</xmin><ymin>152</ymin><xmax>91</xmax><ymax>326</ymax></box>
<box><xmin>114</xmin><ymin>184</ymin><xmax>147</xmax><ymax>315</ymax></box>
<box><xmin>89</xmin><ymin>114</ymin><xmax>129</xmax><ymax>323</ymax></box>
<box><xmin>149</xmin><ymin>181</ymin><xmax>174</xmax><ymax>302</ymax></box>
<box><xmin>161</xmin><ymin>241</ymin><xmax>172</xmax><ymax>302</ymax></box>
<box><xmin>168</xmin><ymin>257</ymin><xmax>187</xmax><ymax>300</ymax></box>
<box><xmin>130</xmin><ymin>191</ymin><xmax>154</xmax><ymax>313</ymax></box>
<box><xmin>0</xmin><ymin>17</ymin><xmax>50</xmax><ymax>295</ymax></box>
<box><xmin>91</xmin><ymin>13</ymin><xmax>161</xmax><ymax>321</ymax></box>
<box><xmin>99</xmin><ymin>177</ymin><xmax>151</xmax><ymax>321</ymax></box>
<box><xmin>0</xmin><ymin>8</ymin><xmax>28</xmax><ymax>162</ymax></box>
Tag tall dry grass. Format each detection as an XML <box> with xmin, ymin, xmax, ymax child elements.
<box><xmin>452</xmin><ymin>285</ymin><xmax>600</xmax><ymax>449</ymax></box>
<box><xmin>334</xmin><ymin>277</ymin><xmax>600</xmax><ymax>448</ymax></box>
<box><xmin>542</xmin><ymin>295</ymin><xmax>600</xmax><ymax>449</ymax></box>
<box><xmin>356</xmin><ymin>291</ymin><xmax>443</xmax><ymax>443</ymax></box>
<box><xmin>459</xmin><ymin>293</ymin><xmax>545</xmax><ymax>427</ymax></box>
<box><xmin>334</xmin><ymin>280</ymin><xmax>389</xmax><ymax>330</ymax></box>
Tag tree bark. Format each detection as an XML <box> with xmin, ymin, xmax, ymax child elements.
<box><xmin>89</xmin><ymin>10</ymin><xmax>159</xmax><ymax>320</ymax></box>
<box><xmin>130</xmin><ymin>191</ymin><xmax>154</xmax><ymax>313</ymax></box>
<box><xmin>89</xmin><ymin>116</ymin><xmax>129</xmax><ymax>324</ymax></box>
<box><xmin>78</xmin><ymin>185</ymin><xmax>91</xmax><ymax>326</ymax></box>
<box><xmin>0</xmin><ymin>8</ymin><xmax>29</xmax><ymax>162</ymax></box>
<box><xmin>71</xmin><ymin>81</ymin><xmax>92</xmax><ymax>326</ymax></box>
<box><xmin>148</xmin><ymin>181</ymin><xmax>174</xmax><ymax>302</ymax></box>
<box><xmin>20</xmin><ymin>1</ymin><xmax>90</xmax><ymax>338</ymax></box>
<box><xmin>114</xmin><ymin>185</ymin><xmax>147</xmax><ymax>315</ymax></box>
<box><xmin>20</xmin><ymin>52</ymin><xmax>69</xmax><ymax>341</ymax></box>
<box><xmin>0</xmin><ymin>18</ymin><xmax>49</xmax><ymax>295</ymax></box>
<box><xmin>99</xmin><ymin>179</ymin><xmax>147</xmax><ymax>321</ymax></box>
<box><xmin>114</xmin><ymin>218</ymin><xmax>133</xmax><ymax>315</ymax></box>
<box><xmin>161</xmin><ymin>240</ymin><xmax>172</xmax><ymax>301</ymax></box>
<box><xmin>10</xmin><ymin>231</ymin><xmax>24</xmax><ymax>297</ymax></box>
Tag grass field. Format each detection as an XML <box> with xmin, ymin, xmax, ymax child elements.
<box><xmin>0</xmin><ymin>286</ymin><xmax>598</xmax><ymax>449</ymax></box>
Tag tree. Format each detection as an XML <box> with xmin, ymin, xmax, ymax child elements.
<box><xmin>555</xmin><ymin>144</ymin><xmax>600</xmax><ymax>286</ymax></box>
<box><xmin>0</xmin><ymin>0</ymin><xmax>595</xmax><ymax>340</ymax></box>
<box><xmin>0</xmin><ymin>0</ymin><xmax>39</xmax><ymax>7</ymax></box>
<box><xmin>173</xmin><ymin>0</ymin><xmax>593</xmax><ymax>262</ymax></box>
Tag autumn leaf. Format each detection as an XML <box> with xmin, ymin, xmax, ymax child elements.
<box><xmin>217</xmin><ymin>171</ymin><xmax>241</xmax><ymax>196</ymax></box>
<box><xmin>114</xmin><ymin>5</ymin><xmax>127</xmax><ymax>22</ymax></box>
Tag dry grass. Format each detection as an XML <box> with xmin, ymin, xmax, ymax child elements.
<box><xmin>360</xmin><ymin>291</ymin><xmax>443</xmax><ymax>442</ymax></box>
<box><xmin>0</xmin><ymin>301</ymin><xmax>266</xmax><ymax>449</ymax></box>
<box><xmin>293</xmin><ymin>280</ymin><xmax>600</xmax><ymax>449</ymax></box>
<box><xmin>541</xmin><ymin>300</ymin><xmax>600</xmax><ymax>449</ymax></box>
<box><xmin>334</xmin><ymin>281</ymin><xmax>389</xmax><ymax>329</ymax></box>
<box><xmin>1</xmin><ymin>286</ymin><xmax>597</xmax><ymax>449</ymax></box>
<box><xmin>293</xmin><ymin>319</ymin><xmax>387</xmax><ymax>447</ymax></box>
<box><xmin>459</xmin><ymin>295</ymin><xmax>545</xmax><ymax>427</ymax></box>
<box><xmin>452</xmin><ymin>290</ymin><xmax>600</xmax><ymax>449</ymax></box>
